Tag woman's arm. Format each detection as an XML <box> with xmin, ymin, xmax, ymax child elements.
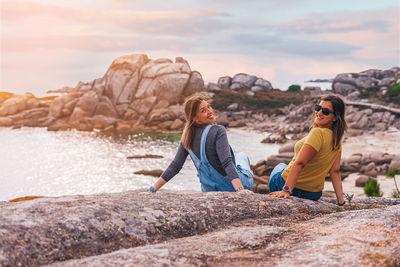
<box><xmin>269</xmin><ymin>144</ymin><xmax>317</xmax><ymax>198</ymax></box>
<box><xmin>215</xmin><ymin>126</ymin><xmax>251</xmax><ymax>193</ymax></box>
<box><xmin>329</xmin><ymin>152</ymin><xmax>345</xmax><ymax>205</ymax></box>
<box><xmin>151</xmin><ymin>177</ymin><xmax>167</xmax><ymax>191</ymax></box>
<box><xmin>149</xmin><ymin>143</ymin><xmax>188</xmax><ymax>193</ymax></box>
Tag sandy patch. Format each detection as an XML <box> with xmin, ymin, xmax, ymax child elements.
<box><xmin>326</xmin><ymin>127</ymin><xmax>400</xmax><ymax>197</ymax></box>
<box><xmin>342</xmin><ymin>127</ymin><xmax>400</xmax><ymax>158</ymax></box>
<box><xmin>325</xmin><ymin>173</ymin><xmax>400</xmax><ymax>198</ymax></box>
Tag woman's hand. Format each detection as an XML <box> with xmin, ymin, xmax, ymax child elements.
<box><xmin>269</xmin><ymin>190</ymin><xmax>290</xmax><ymax>198</ymax></box>
<box><xmin>237</xmin><ymin>189</ymin><xmax>253</xmax><ymax>194</ymax></box>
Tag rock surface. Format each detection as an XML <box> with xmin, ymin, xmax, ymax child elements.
<box><xmin>0</xmin><ymin>192</ymin><xmax>399</xmax><ymax>266</ymax></box>
<box><xmin>0</xmin><ymin>54</ymin><xmax>204</xmax><ymax>133</ymax></box>
<box><xmin>332</xmin><ymin>67</ymin><xmax>400</xmax><ymax>96</ymax></box>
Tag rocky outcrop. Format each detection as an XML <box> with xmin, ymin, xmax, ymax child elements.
<box><xmin>0</xmin><ymin>54</ymin><xmax>204</xmax><ymax>134</ymax></box>
<box><xmin>207</xmin><ymin>73</ymin><xmax>273</xmax><ymax>93</ymax></box>
<box><xmin>0</xmin><ymin>192</ymin><xmax>399</xmax><ymax>266</ymax></box>
<box><xmin>251</xmin><ymin>137</ymin><xmax>399</xmax><ymax>193</ymax></box>
<box><xmin>51</xmin><ymin>204</ymin><xmax>400</xmax><ymax>267</ymax></box>
<box><xmin>244</xmin><ymin>99</ymin><xmax>400</xmax><ymax>139</ymax></box>
<box><xmin>332</xmin><ymin>67</ymin><xmax>400</xmax><ymax>96</ymax></box>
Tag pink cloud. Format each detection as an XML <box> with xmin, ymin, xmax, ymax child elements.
<box><xmin>2</xmin><ymin>1</ymin><xmax>226</xmax><ymax>33</ymax></box>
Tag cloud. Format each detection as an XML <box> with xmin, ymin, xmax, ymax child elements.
<box><xmin>2</xmin><ymin>1</ymin><xmax>228</xmax><ymax>36</ymax></box>
<box><xmin>230</xmin><ymin>34</ymin><xmax>358</xmax><ymax>57</ymax></box>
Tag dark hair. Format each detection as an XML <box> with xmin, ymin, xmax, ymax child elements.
<box><xmin>181</xmin><ymin>94</ymin><xmax>208</xmax><ymax>150</ymax></box>
<box><xmin>312</xmin><ymin>94</ymin><xmax>347</xmax><ymax>151</ymax></box>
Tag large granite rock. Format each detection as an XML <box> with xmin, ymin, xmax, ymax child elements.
<box><xmin>332</xmin><ymin>67</ymin><xmax>400</xmax><ymax>96</ymax></box>
<box><xmin>0</xmin><ymin>54</ymin><xmax>204</xmax><ymax>133</ymax></box>
<box><xmin>0</xmin><ymin>192</ymin><xmax>398</xmax><ymax>266</ymax></box>
<box><xmin>208</xmin><ymin>73</ymin><xmax>273</xmax><ymax>94</ymax></box>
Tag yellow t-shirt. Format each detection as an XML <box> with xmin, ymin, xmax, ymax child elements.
<box><xmin>281</xmin><ymin>127</ymin><xmax>341</xmax><ymax>192</ymax></box>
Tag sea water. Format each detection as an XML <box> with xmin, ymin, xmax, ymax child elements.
<box><xmin>0</xmin><ymin>127</ymin><xmax>279</xmax><ymax>201</ymax></box>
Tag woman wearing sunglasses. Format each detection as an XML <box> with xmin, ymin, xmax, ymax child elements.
<box><xmin>269</xmin><ymin>94</ymin><xmax>348</xmax><ymax>205</ymax></box>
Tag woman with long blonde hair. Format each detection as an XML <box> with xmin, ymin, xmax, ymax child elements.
<box><xmin>149</xmin><ymin>94</ymin><xmax>254</xmax><ymax>193</ymax></box>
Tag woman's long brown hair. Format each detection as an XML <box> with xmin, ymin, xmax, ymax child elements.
<box><xmin>181</xmin><ymin>94</ymin><xmax>208</xmax><ymax>150</ymax></box>
<box><xmin>312</xmin><ymin>94</ymin><xmax>348</xmax><ymax>151</ymax></box>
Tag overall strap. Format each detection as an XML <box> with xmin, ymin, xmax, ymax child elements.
<box><xmin>200</xmin><ymin>125</ymin><xmax>213</xmax><ymax>164</ymax></box>
<box><xmin>188</xmin><ymin>149</ymin><xmax>201</xmax><ymax>169</ymax></box>
<box><xmin>230</xmin><ymin>146</ymin><xmax>236</xmax><ymax>166</ymax></box>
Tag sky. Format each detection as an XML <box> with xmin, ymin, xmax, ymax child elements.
<box><xmin>1</xmin><ymin>0</ymin><xmax>399</xmax><ymax>96</ymax></box>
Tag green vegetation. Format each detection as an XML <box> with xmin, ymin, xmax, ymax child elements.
<box><xmin>287</xmin><ymin>84</ymin><xmax>301</xmax><ymax>92</ymax></box>
<box><xmin>388</xmin><ymin>81</ymin><xmax>400</xmax><ymax>92</ymax></box>
<box><xmin>211</xmin><ymin>88</ymin><xmax>307</xmax><ymax>114</ymax></box>
<box><xmin>391</xmin><ymin>190</ymin><xmax>400</xmax><ymax>198</ymax></box>
<box><xmin>364</xmin><ymin>180</ymin><xmax>383</xmax><ymax>197</ymax></box>
<box><xmin>358</xmin><ymin>79</ymin><xmax>400</xmax><ymax>105</ymax></box>
<box><xmin>131</xmin><ymin>132</ymin><xmax>182</xmax><ymax>143</ymax></box>
<box><xmin>345</xmin><ymin>193</ymin><xmax>354</xmax><ymax>204</ymax></box>
<box><xmin>386</xmin><ymin>168</ymin><xmax>400</xmax><ymax>177</ymax></box>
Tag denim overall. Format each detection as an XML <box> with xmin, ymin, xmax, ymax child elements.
<box><xmin>188</xmin><ymin>125</ymin><xmax>254</xmax><ymax>192</ymax></box>
<box><xmin>269</xmin><ymin>163</ymin><xmax>322</xmax><ymax>201</ymax></box>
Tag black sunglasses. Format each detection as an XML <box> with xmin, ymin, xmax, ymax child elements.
<box><xmin>314</xmin><ymin>104</ymin><xmax>334</xmax><ymax>116</ymax></box>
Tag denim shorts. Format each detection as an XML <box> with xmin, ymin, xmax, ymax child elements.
<box><xmin>269</xmin><ymin>163</ymin><xmax>322</xmax><ymax>201</ymax></box>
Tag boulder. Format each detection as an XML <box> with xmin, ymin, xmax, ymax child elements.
<box><xmin>346</xmin><ymin>153</ymin><xmax>362</xmax><ymax>163</ymax></box>
<box><xmin>355</xmin><ymin>175</ymin><xmax>373</xmax><ymax>187</ymax></box>
<box><xmin>214</xmin><ymin>111</ymin><xmax>229</xmax><ymax>127</ymax></box>
<box><xmin>92</xmin><ymin>77</ymin><xmax>106</xmax><ymax>96</ymax></box>
<box><xmin>135</xmin><ymin>73</ymin><xmax>190</xmax><ymax>105</ymax></box>
<box><xmin>232</xmin><ymin>73</ymin><xmax>257</xmax><ymax>87</ymax></box>
<box><xmin>170</xmin><ymin>118</ymin><xmax>184</xmax><ymax>131</ymax></box>
<box><xmin>134</xmin><ymin>169</ymin><xmax>163</xmax><ymax>177</ymax></box>
<box><xmin>246</xmin><ymin>91</ymin><xmax>255</xmax><ymax>96</ymax></box>
<box><xmin>92</xmin><ymin>115</ymin><xmax>118</xmax><ymax>129</ymax></box>
<box><xmin>49</xmin><ymin>96</ymin><xmax>68</xmax><ymax>118</ymax></box>
<box><xmin>0</xmin><ymin>117</ymin><xmax>13</xmax><ymax>127</ymax></box>
<box><xmin>69</xmin><ymin>92</ymin><xmax>99</xmax><ymax>126</ymax></box>
<box><xmin>254</xmin><ymin>78</ymin><xmax>272</xmax><ymax>90</ymax></box>
<box><xmin>217</xmin><ymin>76</ymin><xmax>232</xmax><ymax>88</ymax></box>
<box><xmin>47</xmin><ymin>118</ymin><xmax>70</xmax><ymax>131</ymax></box>
<box><xmin>265</xmin><ymin>153</ymin><xmax>293</xmax><ymax>168</ymax></box>
<box><xmin>355</xmin><ymin>115</ymin><xmax>369</xmax><ymax>129</ymax></box>
<box><xmin>127</xmin><ymin>154</ymin><xmax>163</xmax><ymax>159</ymax></box>
<box><xmin>0</xmin><ymin>96</ymin><xmax>27</xmax><ymax>116</ymax></box>
<box><xmin>206</xmin><ymin>82</ymin><xmax>221</xmax><ymax>92</ymax></box>
<box><xmin>147</xmin><ymin>105</ymin><xmax>183</xmax><ymax>126</ymax></box>
<box><xmin>250</xmin><ymin>86</ymin><xmax>264</xmax><ymax>92</ymax></box>
<box><xmin>254</xmin><ymin>165</ymin><xmax>269</xmax><ymax>176</ymax></box>
<box><xmin>346</xmin><ymin>90</ymin><xmax>361</xmax><ymax>101</ymax></box>
<box><xmin>303</xmin><ymin>86</ymin><xmax>322</xmax><ymax>96</ymax></box>
<box><xmin>230</xmin><ymin>83</ymin><xmax>245</xmax><ymax>91</ymax></box>
<box><xmin>369</xmin><ymin>152</ymin><xmax>394</xmax><ymax>165</ymax></box>
<box><xmin>389</xmin><ymin>156</ymin><xmax>400</xmax><ymax>170</ymax></box>
<box><xmin>227</xmin><ymin>103</ymin><xmax>239</xmax><ymax>111</ymax></box>
<box><xmin>93</xmin><ymin>97</ymin><xmax>118</xmax><ymax>118</ymax></box>
<box><xmin>104</xmin><ymin>54</ymin><xmax>149</xmax><ymax>105</ymax></box>
<box><xmin>278</xmin><ymin>141</ymin><xmax>296</xmax><ymax>153</ymax></box>
<box><xmin>158</xmin><ymin>120</ymin><xmax>174</xmax><ymax>130</ymax></box>
<box><xmin>332</xmin><ymin>82</ymin><xmax>356</xmax><ymax>95</ymax></box>
<box><xmin>62</xmin><ymin>98</ymin><xmax>79</xmax><ymax>117</ymax></box>
<box><xmin>183</xmin><ymin>71</ymin><xmax>203</xmax><ymax>97</ymax></box>
<box><xmin>8</xmin><ymin>107</ymin><xmax>50</xmax><ymax>127</ymax></box>
<box><xmin>228</xmin><ymin>120</ymin><xmax>246</xmax><ymax>128</ymax></box>
<box><xmin>355</xmin><ymin>76</ymin><xmax>378</xmax><ymax>88</ymax></box>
